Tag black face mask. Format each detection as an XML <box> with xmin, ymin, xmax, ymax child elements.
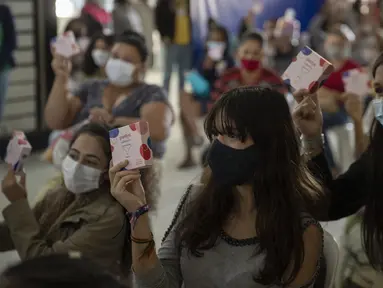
<box><xmin>207</xmin><ymin>139</ymin><xmax>258</xmax><ymax>186</ymax></box>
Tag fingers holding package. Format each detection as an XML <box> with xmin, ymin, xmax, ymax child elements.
<box><xmin>293</xmin><ymin>89</ymin><xmax>319</xmax><ymax>105</ymax></box>
<box><xmin>1</xmin><ymin>165</ymin><xmax>27</xmax><ymax>203</ymax></box>
<box><xmin>109</xmin><ymin>160</ymin><xmax>146</xmax><ymax>212</ymax></box>
<box><xmin>292</xmin><ymin>89</ymin><xmax>323</xmax><ymax>138</ymax></box>
<box><xmin>51</xmin><ymin>53</ymin><xmax>72</xmax><ymax>78</ymax></box>
<box><xmin>296</xmin><ymin>95</ymin><xmax>317</xmax><ymax>119</ymax></box>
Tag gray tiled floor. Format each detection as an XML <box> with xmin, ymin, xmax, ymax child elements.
<box><xmin>0</xmin><ymin>71</ymin><xmax>345</xmax><ymax>271</ymax></box>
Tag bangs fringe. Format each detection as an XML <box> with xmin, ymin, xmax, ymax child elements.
<box><xmin>204</xmin><ymin>90</ymin><xmax>248</xmax><ymax>142</ymax></box>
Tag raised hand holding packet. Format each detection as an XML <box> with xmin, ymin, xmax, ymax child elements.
<box><xmin>5</xmin><ymin>131</ymin><xmax>32</xmax><ymax>174</ymax></box>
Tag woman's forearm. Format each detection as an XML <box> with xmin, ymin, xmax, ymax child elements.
<box><xmin>131</xmin><ymin>214</ymin><xmax>160</xmax><ymax>273</ymax></box>
<box><xmin>44</xmin><ymin>77</ymin><xmax>72</xmax><ymax>129</ymax></box>
<box><xmin>131</xmin><ymin>215</ymin><xmax>182</xmax><ymax>288</ymax></box>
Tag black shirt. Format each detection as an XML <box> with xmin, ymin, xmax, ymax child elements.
<box><xmin>309</xmin><ymin>151</ymin><xmax>369</xmax><ymax>221</ymax></box>
<box><xmin>0</xmin><ymin>4</ymin><xmax>16</xmax><ymax>70</ymax></box>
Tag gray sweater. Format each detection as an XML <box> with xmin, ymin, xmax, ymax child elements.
<box><xmin>133</xmin><ymin>185</ymin><xmax>323</xmax><ymax>288</ymax></box>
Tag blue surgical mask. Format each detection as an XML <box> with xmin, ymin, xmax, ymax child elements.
<box><xmin>206</xmin><ymin>41</ymin><xmax>225</xmax><ymax>50</ymax></box>
<box><xmin>373</xmin><ymin>98</ymin><xmax>383</xmax><ymax>126</ymax></box>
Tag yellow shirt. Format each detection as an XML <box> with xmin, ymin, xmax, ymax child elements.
<box><xmin>173</xmin><ymin>0</ymin><xmax>190</xmax><ymax>45</ymax></box>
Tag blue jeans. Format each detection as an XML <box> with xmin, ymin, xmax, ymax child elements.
<box><xmin>0</xmin><ymin>69</ymin><xmax>10</xmax><ymax>121</ymax></box>
<box><xmin>163</xmin><ymin>43</ymin><xmax>192</xmax><ymax>92</ymax></box>
<box><xmin>323</xmin><ymin>107</ymin><xmax>349</xmax><ymax>169</ymax></box>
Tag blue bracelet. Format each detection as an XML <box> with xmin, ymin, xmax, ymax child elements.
<box><xmin>127</xmin><ymin>204</ymin><xmax>150</xmax><ymax>229</ymax></box>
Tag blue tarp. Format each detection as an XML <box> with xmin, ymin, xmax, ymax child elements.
<box><xmin>190</xmin><ymin>0</ymin><xmax>325</xmax><ymax>66</ymax></box>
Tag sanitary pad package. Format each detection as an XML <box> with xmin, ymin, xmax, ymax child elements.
<box><xmin>51</xmin><ymin>31</ymin><xmax>80</xmax><ymax>58</ymax></box>
<box><xmin>5</xmin><ymin>131</ymin><xmax>32</xmax><ymax>174</ymax></box>
<box><xmin>110</xmin><ymin>121</ymin><xmax>153</xmax><ymax>170</ymax></box>
<box><xmin>282</xmin><ymin>46</ymin><xmax>334</xmax><ymax>93</ymax></box>
<box><xmin>342</xmin><ymin>68</ymin><xmax>371</xmax><ymax>97</ymax></box>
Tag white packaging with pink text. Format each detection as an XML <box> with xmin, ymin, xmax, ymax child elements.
<box><xmin>5</xmin><ymin>131</ymin><xmax>32</xmax><ymax>174</ymax></box>
<box><xmin>109</xmin><ymin>121</ymin><xmax>153</xmax><ymax>170</ymax></box>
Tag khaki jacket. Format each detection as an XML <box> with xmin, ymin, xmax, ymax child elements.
<box><xmin>0</xmin><ymin>187</ymin><xmax>126</xmax><ymax>275</ymax></box>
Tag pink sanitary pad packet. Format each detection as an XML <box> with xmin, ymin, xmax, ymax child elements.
<box><xmin>51</xmin><ymin>31</ymin><xmax>80</xmax><ymax>58</ymax></box>
<box><xmin>342</xmin><ymin>68</ymin><xmax>371</xmax><ymax>97</ymax></box>
<box><xmin>5</xmin><ymin>131</ymin><xmax>32</xmax><ymax>174</ymax></box>
<box><xmin>282</xmin><ymin>46</ymin><xmax>334</xmax><ymax>93</ymax></box>
<box><xmin>110</xmin><ymin>121</ymin><xmax>153</xmax><ymax>170</ymax></box>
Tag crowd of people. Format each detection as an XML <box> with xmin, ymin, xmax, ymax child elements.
<box><xmin>1</xmin><ymin>0</ymin><xmax>383</xmax><ymax>287</ymax></box>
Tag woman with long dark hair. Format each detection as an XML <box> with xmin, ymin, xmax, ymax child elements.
<box><xmin>60</xmin><ymin>18</ymin><xmax>89</xmax><ymax>93</ymax></box>
<box><xmin>292</xmin><ymin>52</ymin><xmax>383</xmax><ymax>282</ymax></box>
<box><xmin>178</xmin><ymin>24</ymin><xmax>234</xmax><ymax>168</ymax></box>
<box><xmin>0</xmin><ymin>123</ymin><xmax>157</xmax><ymax>283</ymax></box>
<box><xmin>83</xmin><ymin>32</ymin><xmax>115</xmax><ymax>78</ymax></box>
<box><xmin>110</xmin><ymin>86</ymin><xmax>324</xmax><ymax>287</ymax></box>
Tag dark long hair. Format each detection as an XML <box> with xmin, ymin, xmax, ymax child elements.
<box><xmin>83</xmin><ymin>32</ymin><xmax>115</xmax><ymax>77</ymax></box>
<box><xmin>63</xmin><ymin>18</ymin><xmax>87</xmax><ymax>39</ymax></box>
<box><xmin>116</xmin><ymin>30</ymin><xmax>148</xmax><ymax>62</ymax></box>
<box><xmin>176</xmin><ymin>87</ymin><xmax>323</xmax><ymax>285</ymax></box>
<box><xmin>362</xmin><ymin>52</ymin><xmax>383</xmax><ymax>269</ymax></box>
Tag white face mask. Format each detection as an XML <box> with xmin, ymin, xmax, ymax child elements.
<box><xmin>92</xmin><ymin>49</ymin><xmax>110</xmax><ymax>67</ymax></box>
<box><xmin>206</xmin><ymin>41</ymin><xmax>226</xmax><ymax>61</ymax></box>
<box><xmin>105</xmin><ymin>58</ymin><xmax>135</xmax><ymax>86</ymax></box>
<box><xmin>62</xmin><ymin>156</ymin><xmax>102</xmax><ymax>194</ymax></box>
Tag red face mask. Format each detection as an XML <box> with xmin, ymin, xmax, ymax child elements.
<box><xmin>241</xmin><ymin>59</ymin><xmax>261</xmax><ymax>71</ymax></box>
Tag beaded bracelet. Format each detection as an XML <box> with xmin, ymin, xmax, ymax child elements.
<box><xmin>127</xmin><ymin>204</ymin><xmax>150</xmax><ymax>229</ymax></box>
